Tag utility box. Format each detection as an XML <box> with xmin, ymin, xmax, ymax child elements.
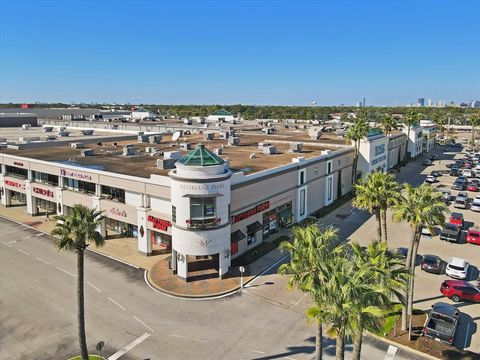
<box><xmin>213</xmin><ymin>148</ymin><xmax>223</xmax><ymax>155</ymax></box>
<box><xmin>71</xmin><ymin>143</ymin><xmax>85</xmax><ymax>149</ymax></box>
<box><xmin>123</xmin><ymin>147</ymin><xmax>136</xmax><ymax>156</ymax></box>
<box><xmin>149</xmin><ymin>135</ymin><xmax>162</xmax><ymax>144</ymax></box>
<box><xmin>204</xmin><ymin>132</ymin><xmax>214</xmax><ymax>140</ymax></box>
<box><xmin>164</xmin><ymin>151</ymin><xmax>181</xmax><ymax>160</ymax></box>
<box><xmin>228</xmin><ymin>137</ymin><xmax>240</xmax><ymax>146</ymax></box>
<box><xmin>81</xmin><ymin>149</ymin><xmax>95</xmax><ymax>156</ymax></box>
<box><xmin>263</xmin><ymin>145</ymin><xmax>276</xmax><ymax>155</ymax></box>
<box><xmin>157</xmin><ymin>158</ymin><xmax>176</xmax><ymax>169</ymax></box>
<box><xmin>290</xmin><ymin>142</ymin><xmax>303</xmax><ymax>152</ymax></box>
<box><xmin>180</xmin><ymin>143</ymin><xmax>192</xmax><ymax>150</ymax></box>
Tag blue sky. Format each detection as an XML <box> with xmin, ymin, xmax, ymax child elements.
<box><xmin>0</xmin><ymin>0</ymin><xmax>479</xmax><ymax>106</ymax></box>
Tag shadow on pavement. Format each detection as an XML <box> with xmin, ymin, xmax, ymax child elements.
<box><xmin>452</xmin><ymin>311</ymin><xmax>477</xmax><ymax>350</ymax></box>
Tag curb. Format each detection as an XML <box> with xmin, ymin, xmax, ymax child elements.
<box><xmin>365</xmin><ymin>332</ymin><xmax>441</xmax><ymax>360</ymax></box>
<box><xmin>0</xmin><ymin>214</ymin><xmax>140</xmax><ymax>270</ymax></box>
<box><xmin>144</xmin><ymin>253</ymin><xmax>290</xmax><ymax>301</ymax></box>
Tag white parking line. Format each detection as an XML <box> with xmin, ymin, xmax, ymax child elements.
<box><xmin>133</xmin><ymin>315</ymin><xmax>154</xmax><ymax>333</ymax></box>
<box><xmin>35</xmin><ymin>233</ymin><xmax>44</xmax><ymax>237</ymax></box>
<box><xmin>17</xmin><ymin>248</ymin><xmax>31</xmax><ymax>256</ymax></box>
<box><xmin>1</xmin><ymin>241</ymin><xmax>12</xmax><ymax>247</ymax></box>
<box><xmin>107</xmin><ymin>332</ymin><xmax>151</xmax><ymax>360</ymax></box>
<box><xmin>170</xmin><ymin>333</ymin><xmax>206</xmax><ymax>343</ymax></box>
<box><xmin>35</xmin><ymin>257</ymin><xmax>50</xmax><ymax>265</ymax></box>
<box><xmin>87</xmin><ymin>281</ymin><xmax>102</xmax><ymax>293</ymax></box>
<box><xmin>56</xmin><ymin>267</ymin><xmax>76</xmax><ymax>278</ymax></box>
<box><xmin>108</xmin><ymin>297</ymin><xmax>125</xmax><ymax>310</ymax></box>
<box><xmin>293</xmin><ymin>293</ymin><xmax>307</xmax><ymax>306</ymax></box>
<box><xmin>251</xmin><ymin>350</ymin><xmax>266</xmax><ymax>354</ymax></box>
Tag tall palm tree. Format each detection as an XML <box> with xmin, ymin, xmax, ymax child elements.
<box><xmin>468</xmin><ymin>113</ymin><xmax>480</xmax><ymax>147</ymax></box>
<box><xmin>349</xmin><ymin>241</ymin><xmax>409</xmax><ymax>360</ymax></box>
<box><xmin>353</xmin><ymin>172</ymin><xmax>400</xmax><ymax>242</ymax></box>
<box><xmin>381</xmin><ymin>114</ymin><xmax>396</xmax><ymax>136</ymax></box>
<box><xmin>402</xmin><ymin>110</ymin><xmax>421</xmax><ymax>161</ymax></box>
<box><xmin>346</xmin><ymin>112</ymin><xmax>369</xmax><ymax>185</ymax></box>
<box><xmin>52</xmin><ymin>205</ymin><xmax>105</xmax><ymax>360</ymax></box>
<box><xmin>392</xmin><ymin>184</ymin><xmax>447</xmax><ymax>333</ymax></box>
<box><xmin>279</xmin><ymin>224</ymin><xmax>339</xmax><ymax>360</ymax></box>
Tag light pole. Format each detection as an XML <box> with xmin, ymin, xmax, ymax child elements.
<box><xmin>239</xmin><ymin>266</ymin><xmax>245</xmax><ymax>291</ymax></box>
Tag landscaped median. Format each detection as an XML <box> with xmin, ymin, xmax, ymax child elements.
<box><xmin>375</xmin><ymin>304</ymin><xmax>479</xmax><ymax>360</ymax></box>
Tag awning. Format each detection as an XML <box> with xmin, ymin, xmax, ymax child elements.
<box><xmin>182</xmin><ymin>193</ymin><xmax>223</xmax><ymax>198</ymax></box>
<box><xmin>277</xmin><ymin>209</ymin><xmax>292</xmax><ymax>218</ymax></box>
<box><xmin>231</xmin><ymin>230</ymin><xmax>246</xmax><ymax>242</ymax></box>
<box><xmin>247</xmin><ymin>221</ymin><xmax>263</xmax><ymax>233</ymax></box>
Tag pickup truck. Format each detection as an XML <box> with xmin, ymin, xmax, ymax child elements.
<box><xmin>422</xmin><ymin>302</ymin><xmax>459</xmax><ymax>345</ymax></box>
<box><xmin>440</xmin><ymin>223</ymin><xmax>461</xmax><ymax>243</ymax></box>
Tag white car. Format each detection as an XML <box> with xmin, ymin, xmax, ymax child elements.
<box><xmin>446</xmin><ymin>257</ymin><xmax>470</xmax><ymax>280</ymax></box>
<box><xmin>457</xmin><ymin>191</ymin><xmax>468</xmax><ymax>201</ymax></box>
<box><xmin>462</xmin><ymin>169</ymin><xmax>473</xmax><ymax>178</ymax></box>
<box><xmin>471</xmin><ymin>195</ymin><xmax>480</xmax><ymax>212</ymax></box>
<box><xmin>425</xmin><ymin>175</ymin><xmax>436</xmax><ymax>183</ymax></box>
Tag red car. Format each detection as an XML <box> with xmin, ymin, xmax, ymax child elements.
<box><xmin>467</xmin><ymin>183</ymin><xmax>479</xmax><ymax>192</ymax></box>
<box><xmin>440</xmin><ymin>280</ymin><xmax>480</xmax><ymax>302</ymax></box>
<box><xmin>466</xmin><ymin>226</ymin><xmax>480</xmax><ymax>245</ymax></box>
<box><xmin>449</xmin><ymin>212</ymin><xmax>464</xmax><ymax>228</ymax></box>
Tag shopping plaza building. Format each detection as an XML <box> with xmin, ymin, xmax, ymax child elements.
<box><xmin>0</xmin><ymin>127</ymin><xmax>355</xmax><ymax>279</ymax></box>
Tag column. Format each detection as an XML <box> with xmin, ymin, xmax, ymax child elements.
<box><xmin>25</xmin><ymin>180</ymin><xmax>37</xmax><ymax>215</ymax></box>
<box><xmin>219</xmin><ymin>250</ymin><xmax>231</xmax><ymax>279</ymax></box>
<box><xmin>0</xmin><ymin>175</ymin><xmax>10</xmax><ymax>206</ymax></box>
<box><xmin>176</xmin><ymin>253</ymin><xmax>188</xmax><ymax>280</ymax></box>
<box><xmin>92</xmin><ymin>196</ymin><xmax>106</xmax><ymax>237</ymax></box>
<box><xmin>137</xmin><ymin>207</ymin><xmax>151</xmax><ymax>255</ymax></box>
<box><xmin>55</xmin><ymin>187</ymin><xmax>64</xmax><ymax>216</ymax></box>
<box><xmin>171</xmin><ymin>249</ymin><xmax>177</xmax><ymax>273</ymax></box>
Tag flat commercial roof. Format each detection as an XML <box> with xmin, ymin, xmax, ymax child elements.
<box><xmin>1</xmin><ymin>131</ymin><xmax>350</xmax><ymax>178</ymax></box>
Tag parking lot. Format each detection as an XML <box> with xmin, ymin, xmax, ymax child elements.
<box><xmin>348</xmin><ymin>144</ymin><xmax>479</xmax><ymax>352</ymax></box>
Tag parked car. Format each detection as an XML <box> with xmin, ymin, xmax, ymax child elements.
<box><xmin>462</xmin><ymin>169</ymin><xmax>473</xmax><ymax>178</ymax></box>
<box><xmin>394</xmin><ymin>247</ymin><xmax>408</xmax><ymax>260</ymax></box>
<box><xmin>421</xmin><ymin>255</ymin><xmax>442</xmax><ymax>274</ymax></box>
<box><xmin>464</xmin><ymin>161</ymin><xmax>473</xmax><ymax>169</ymax></box>
<box><xmin>422</xmin><ymin>302</ymin><xmax>459</xmax><ymax>345</ymax></box>
<box><xmin>455</xmin><ymin>159</ymin><xmax>464</xmax><ymax>167</ymax></box>
<box><xmin>450</xmin><ymin>167</ymin><xmax>460</xmax><ymax>176</ymax></box>
<box><xmin>439</xmin><ymin>188</ymin><xmax>454</xmax><ymax>202</ymax></box>
<box><xmin>431</xmin><ymin>170</ymin><xmax>441</xmax><ymax>177</ymax></box>
<box><xmin>454</xmin><ymin>197</ymin><xmax>467</xmax><ymax>209</ymax></box>
<box><xmin>446</xmin><ymin>257</ymin><xmax>469</xmax><ymax>279</ymax></box>
<box><xmin>453</xmin><ymin>179</ymin><xmax>467</xmax><ymax>190</ymax></box>
<box><xmin>423</xmin><ymin>159</ymin><xmax>433</xmax><ymax>166</ymax></box>
<box><xmin>425</xmin><ymin>175</ymin><xmax>437</xmax><ymax>183</ymax></box>
<box><xmin>440</xmin><ymin>223</ymin><xmax>461</xmax><ymax>243</ymax></box>
<box><xmin>470</xmin><ymin>179</ymin><xmax>480</xmax><ymax>187</ymax></box>
<box><xmin>466</xmin><ymin>226</ymin><xmax>480</xmax><ymax>245</ymax></box>
<box><xmin>471</xmin><ymin>195</ymin><xmax>480</xmax><ymax>212</ymax></box>
<box><xmin>449</xmin><ymin>212</ymin><xmax>464</xmax><ymax>228</ymax></box>
<box><xmin>446</xmin><ymin>163</ymin><xmax>454</xmax><ymax>169</ymax></box>
<box><xmin>431</xmin><ymin>154</ymin><xmax>438</xmax><ymax>160</ymax></box>
<box><xmin>457</xmin><ymin>191</ymin><xmax>468</xmax><ymax>200</ymax></box>
<box><xmin>467</xmin><ymin>183</ymin><xmax>478</xmax><ymax>192</ymax></box>
<box><xmin>440</xmin><ymin>280</ymin><xmax>480</xmax><ymax>303</ymax></box>
<box><xmin>422</xmin><ymin>227</ymin><xmax>433</xmax><ymax>236</ymax></box>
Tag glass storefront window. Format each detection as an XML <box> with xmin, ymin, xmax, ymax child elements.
<box><xmin>101</xmin><ymin>185</ymin><xmax>125</xmax><ymax>202</ymax></box>
<box><xmin>5</xmin><ymin>166</ymin><xmax>28</xmax><ymax>179</ymax></box>
<box><xmin>64</xmin><ymin>178</ymin><xmax>96</xmax><ymax>194</ymax></box>
<box><xmin>33</xmin><ymin>171</ymin><xmax>58</xmax><ymax>186</ymax></box>
<box><xmin>190</xmin><ymin>197</ymin><xmax>216</xmax><ymax>219</ymax></box>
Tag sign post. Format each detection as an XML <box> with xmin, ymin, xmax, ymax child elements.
<box><xmin>239</xmin><ymin>266</ymin><xmax>245</xmax><ymax>291</ymax></box>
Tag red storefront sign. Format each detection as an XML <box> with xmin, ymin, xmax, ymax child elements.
<box><xmin>5</xmin><ymin>180</ymin><xmax>24</xmax><ymax>189</ymax></box>
<box><xmin>231</xmin><ymin>201</ymin><xmax>270</xmax><ymax>224</ymax></box>
<box><xmin>33</xmin><ymin>187</ymin><xmax>54</xmax><ymax>198</ymax></box>
<box><xmin>13</xmin><ymin>161</ymin><xmax>24</xmax><ymax>167</ymax></box>
<box><xmin>147</xmin><ymin>215</ymin><xmax>171</xmax><ymax>231</ymax></box>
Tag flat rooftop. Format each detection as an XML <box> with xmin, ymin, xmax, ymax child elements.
<box><xmin>1</xmin><ymin>130</ymin><xmax>350</xmax><ymax>178</ymax></box>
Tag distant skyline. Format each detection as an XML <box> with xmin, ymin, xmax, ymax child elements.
<box><xmin>0</xmin><ymin>0</ymin><xmax>479</xmax><ymax>106</ymax></box>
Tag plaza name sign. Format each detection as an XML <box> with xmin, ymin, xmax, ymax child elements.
<box><xmin>147</xmin><ymin>215</ymin><xmax>172</xmax><ymax>231</ymax></box>
<box><xmin>231</xmin><ymin>201</ymin><xmax>270</xmax><ymax>224</ymax></box>
<box><xmin>60</xmin><ymin>168</ymin><xmax>93</xmax><ymax>181</ymax></box>
<box><xmin>180</xmin><ymin>183</ymin><xmax>225</xmax><ymax>191</ymax></box>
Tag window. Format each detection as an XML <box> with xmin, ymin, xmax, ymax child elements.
<box><xmin>33</xmin><ymin>171</ymin><xmax>58</xmax><ymax>186</ymax></box>
<box><xmin>101</xmin><ymin>185</ymin><xmax>125</xmax><ymax>203</ymax></box>
<box><xmin>190</xmin><ymin>197</ymin><xmax>216</xmax><ymax>219</ymax></box>
<box><xmin>299</xmin><ymin>170</ymin><xmax>305</xmax><ymax>185</ymax></box>
<box><xmin>172</xmin><ymin>205</ymin><xmax>176</xmax><ymax>223</ymax></box>
<box><xmin>5</xmin><ymin>165</ymin><xmax>28</xmax><ymax>179</ymax></box>
<box><xmin>313</xmin><ymin>167</ymin><xmax>318</xmax><ymax>175</ymax></box>
<box><xmin>64</xmin><ymin>178</ymin><xmax>96</xmax><ymax>194</ymax></box>
<box><xmin>327</xmin><ymin>161</ymin><xmax>332</xmax><ymax>175</ymax></box>
<box><xmin>327</xmin><ymin>177</ymin><xmax>333</xmax><ymax>201</ymax></box>
<box><xmin>300</xmin><ymin>189</ymin><xmax>305</xmax><ymax>216</ymax></box>
<box><xmin>247</xmin><ymin>232</ymin><xmax>256</xmax><ymax>245</ymax></box>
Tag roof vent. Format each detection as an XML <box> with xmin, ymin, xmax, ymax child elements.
<box><xmin>81</xmin><ymin>149</ymin><xmax>94</xmax><ymax>156</ymax></box>
<box><xmin>71</xmin><ymin>142</ymin><xmax>85</xmax><ymax>149</ymax></box>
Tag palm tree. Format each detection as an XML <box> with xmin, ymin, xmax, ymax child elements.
<box><xmin>381</xmin><ymin>114</ymin><xmax>396</xmax><ymax>136</ymax></box>
<box><xmin>392</xmin><ymin>184</ymin><xmax>447</xmax><ymax>333</ymax></box>
<box><xmin>346</xmin><ymin>112</ymin><xmax>369</xmax><ymax>185</ymax></box>
<box><xmin>353</xmin><ymin>172</ymin><xmax>399</xmax><ymax>242</ymax></box>
<box><xmin>431</xmin><ymin>112</ymin><xmax>447</xmax><ymax>138</ymax></box>
<box><xmin>52</xmin><ymin>205</ymin><xmax>105</xmax><ymax>360</ymax></box>
<box><xmin>402</xmin><ymin>110</ymin><xmax>421</xmax><ymax>161</ymax></box>
<box><xmin>468</xmin><ymin>113</ymin><xmax>480</xmax><ymax>148</ymax></box>
<box><xmin>279</xmin><ymin>224</ymin><xmax>339</xmax><ymax>360</ymax></box>
<box><xmin>349</xmin><ymin>241</ymin><xmax>409</xmax><ymax>360</ymax></box>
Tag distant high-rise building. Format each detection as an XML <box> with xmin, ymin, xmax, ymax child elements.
<box><xmin>438</xmin><ymin>100</ymin><xmax>446</xmax><ymax>108</ymax></box>
<box><xmin>427</xmin><ymin>99</ymin><xmax>432</xmax><ymax>107</ymax></box>
<box><xmin>362</xmin><ymin>98</ymin><xmax>366</xmax><ymax>107</ymax></box>
<box><xmin>356</xmin><ymin>101</ymin><xmax>362</xmax><ymax>107</ymax></box>
<box><xmin>417</xmin><ymin>98</ymin><xmax>425</xmax><ymax>107</ymax></box>
<box><xmin>472</xmin><ymin>100</ymin><xmax>480</xmax><ymax>108</ymax></box>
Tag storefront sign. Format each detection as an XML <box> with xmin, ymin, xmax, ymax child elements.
<box><xmin>147</xmin><ymin>215</ymin><xmax>171</xmax><ymax>231</ymax></box>
<box><xmin>110</xmin><ymin>208</ymin><xmax>127</xmax><ymax>218</ymax></box>
<box><xmin>60</xmin><ymin>168</ymin><xmax>93</xmax><ymax>181</ymax></box>
<box><xmin>13</xmin><ymin>161</ymin><xmax>24</xmax><ymax>167</ymax></box>
<box><xmin>232</xmin><ymin>201</ymin><xmax>270</xmax><ymax>224</ymax></box>
<box><xmin>180</xmin><ymin>183</ymin><xmax>224</xmax><ymax>191</ymax></box>
<box><xmin>5</xmin><ymin>180</ymin><xmax>25</xmax><ymax>189</ymax></box>
<box><xmin>33</xmin><ymin>187</ymin><xmax>54</xmax><ymax>198</ymax></box>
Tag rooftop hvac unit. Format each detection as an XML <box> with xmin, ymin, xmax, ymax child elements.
<box><xmin>125</xmin><ymin>144</ymin><xmax>134</xmax><ymax>148</ymax></box>
<box><xmin>46</xmin><ymin>135</ymin><xmax>57</xmax><ymax>141</ymax></box>
<box><xmin>164</xmin><ymin>151</ymin><xmax>181</xmax><ymax>160</ymax></box>
<box><xmin>262</xmin><ymin>127</ymin><xmax>273</xmax><ymax>134</ymax></box>
<box><xmin>81</xmin><ymin>149</ymin><xmax>95</xmax><ymax>156</ymax></box>
<box><xmin>71</xmin><ymin>143</ymin><xmax>85</xmax><ymax>149</ymax></box>
<box><xmin>290</xmin><ymin>142</ymin><xmax>303</xmax><ymax>152</ymax></box>
<box><xmin>21</xmin><ymin>124</ymin><xmax>31</xmax><ymax>130</ymax></box>
<box><xmin>183</xmin><ymin>119</ymin><xmax>192</xmax><ymax>125</ymax></box>
<box><xmin>308</xmin><ymin>127</ymin><xmax>322</xmax><ymax>140</ymax></box>
<box><xmin>258</xmin><ymin>142</ymin><xmax>271</xmax><ymax>150</ymax></box>
<box><xmin>0</xmin><ymin>138</ymin><xmax>6</xmax><ymax>142</ymax></box>
<box><xmin>197</xmin><ymin>118</ymin><xmax>205</xmax><ymax>124</ymax></box>
<box><xmin>180</xmin><ymin>143</ymin><xmax>192</xmax><ymax>150</ymax></box>
<box><xmin>81</xmin><ymin>129</ymin><xmax>94</xmax><ymax>135</ymax></box>
<box><xmin>138</xmin><ymin>135</ymin><xmax>149</xmax><ymax>143</ymax></box>
<box><xmin>204</xmin><ymin>132</ymin><xmax>214</xmax><ymax>140</ymax></box>
<box><xmin>43</xmin><ymin>126</ymin><xmax>54</xmax><ymax>132</ymax></box>
<box><xmin>123</xmin><ymin>147</ymin><xmax>136</xmax><ymax>156</ymax></box>
<box><xmin>19</xmin><ymin>136</ymin><xmax>40</xmax><ymax>142</ymax></box>
<box><xmin>213</xmin><ymin>148</ymin><xmax>223</xmax><ymax>155</ymax></box>
<box><xmin>263</xmin><ymin>145</ymin><xmax>276</xmax><ymax>155</ymax></box>
<box><xmin>219</xmin><ymin>132</ymin><xmax>229</xmax><ymax>139</ymax></box>
<box><xmin>59</xmin><ymin>131</ymin><xmax>70</xmax><ymax>137</ymax></box>
<box><xmin>149</xmin><ymin>135</ymin><xmax>162</xmax><ymax>144</ymax></box>
<box><xmin>228</xmin><ymin>137</ymin><xmax>240</xmax><ymax>146</ymax></box>
<box><xmin>157</xmin><ymin>158</ymin><xmax>176</xmax><ymax>169</ymax></box>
